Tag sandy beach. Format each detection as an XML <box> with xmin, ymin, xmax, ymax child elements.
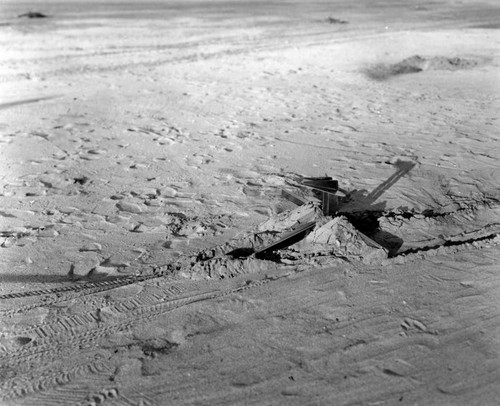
<box><xmin>0</xmin><ymin>1</ymin><xmax>499</xmax><ymax>405</ymax></box>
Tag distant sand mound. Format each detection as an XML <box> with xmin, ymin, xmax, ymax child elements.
<box><xmin>365</xmin><ymin>55</ymin><xmax>482</xmax><ymax>80</ymax></box>
<box><xmin>18</xmin><ymin>11</ymin><xmax>48</xmax><ymax>19</ymax></box>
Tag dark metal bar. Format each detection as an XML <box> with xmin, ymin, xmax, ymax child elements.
<box><xmin>281</xmin><ymin>189</ymin><xmax>307</xmax><ymax>206</ymax></box>
<box><xmin>255</xmin><ymin>221</ymin><xmax>316</xmax><ymax>257</ymax></box>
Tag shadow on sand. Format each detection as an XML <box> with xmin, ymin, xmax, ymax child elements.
<box><xmin>0</xmin><ymin>95</ymin><xmax>59</xmax><ymax>111</ymax></box>
<box><xmin>0</xmin><ymin>272</ymin><xmax>129</xmax><ymax>284</ymax></box>
<box><xmin>340</xmin><ymin>159</ymin><xmax>416</xmax><ymax>256</ymax></box>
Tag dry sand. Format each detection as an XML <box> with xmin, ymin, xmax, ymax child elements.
<box><xmin>0</xmin><ymin>0</ymin><xmax>499</xmax><ymax>405</ymax></box>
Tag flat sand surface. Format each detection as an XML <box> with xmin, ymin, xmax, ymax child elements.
<box><xmin>0</xmin><ymin>1</ymin><xmax>499</xmax><ymax>405</ymax></box>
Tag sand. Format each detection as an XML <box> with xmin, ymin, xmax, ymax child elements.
<box><xmin>0</xmin><ymin>0</ymin><xmax>499</xmax><ymax>405</ymax></box>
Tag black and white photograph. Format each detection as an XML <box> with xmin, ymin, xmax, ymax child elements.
<box><xmin>0</xmin><ymin>0</ymin><xmax>499</xmax><ymax>405</ymax></box>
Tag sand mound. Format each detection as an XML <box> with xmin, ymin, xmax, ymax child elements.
<box><xmin>185</xmin><ymin>209</ymin><xmax>388</xmax><ymax>280</ymax></box>
<box><xmin>365</xmin><ymin>55</ymin><xmax>482</xmax><ymax>80</ymax></box>
<box><xmin>258</xmin><ymin>202</ymin><xmax>322</xmax><ymax>232</ymax></box>
<box><xmin>18</xmin><ymin>12</ymin><xmax>48</xmax><ymax>19</ymax></box>
<box><xmin>302</xmin><ymin>216</ymin><xmax>388</xmax><ymax>264</ymax></box>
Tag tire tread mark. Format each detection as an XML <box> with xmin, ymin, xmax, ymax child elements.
<box><xmin>0</xmin><ymin>277</ymin><xmax>278</xmax><ymax>367</ymax></box>
<box><xmin>0</xmin><ymin>276</ymin><xmax>280</xmax><ymax>403</ymax></box>
<box><xmin>0</xmin><ymin>266</ymin><xmax>175</xmax><ymax>304</ymax></box>
<box><xmin>0</xmin><ymin>359</ymin><xmax>113</xmax><ymax>402</ymax></box>
<box><xmin>5</xmin><ymin>282</ymin><xmax>187</xmax><ymax>341</ymax></box>
<box><xmin>0</xmin><ymin>276</ymin><xmax>137</xmax><ymax>300</ymax></box>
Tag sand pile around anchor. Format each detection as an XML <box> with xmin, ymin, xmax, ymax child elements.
<box><xmin>186</xmin><ymin>207</ymin><xmax>387</xmax><ymax>280</ymax></box>
<box><xmin>302</xmin><ymin>216</ymin><xmax>388</xmax><ymax>264</ymax></box>
<box><xmin>257</xmin><ymin>202</ymin><xmax>322</xmax><ymax>232</ymax></box>
<box><xmin>179</xmin><ymin>256</ymin><xmax>279</xmax><ymax>280</ymax></box>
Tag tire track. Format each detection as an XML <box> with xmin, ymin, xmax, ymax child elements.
<box><xmin>0</xmin><ymin>266</ymin><xmax>176</xmax><ymax>317</ymax></box>
<box><xmin>0</xmin><ymin>290</ymin><xmax>218</xmax><ymax>366</ymax></box>
<box><xmin>3</xmin><ymin>283</ymin><xmax>190</xmax><ymax>343</ymax></box>
<box><xmin>0</xmin><ymin>276</ymin><xmax>278</xmax><ymax>403</ymax></box>
<box><xmin>0</xmin><ymin>267</ymin><xmax>171</xmax><ymax>301</ymax></box>
<box><xmin>0</xmin><ymin>358</ymin><xmax>113</xmax><ymax>403</ymax></box>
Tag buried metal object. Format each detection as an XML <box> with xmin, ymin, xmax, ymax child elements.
<box><xmin>255</xmin><ymin>176</ymin><xmax>359</xmax><ymax>257</ymax></box>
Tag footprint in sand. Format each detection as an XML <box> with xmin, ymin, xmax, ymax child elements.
<box><xmin>185</xmin><ymin>153</ymin><xmax>215</xmax><ymax>168</ymax></box>
<box><xmin>116</xmin><ymin>201</ymin><xmax>145</xmax><ymax>214</ymax></box>
<box><xmin>38</xmin><ymin>173</ymin><xmax>80</xmax><ymax>196</ymax></box>
<box><xmin>130</xmin><ymin>216</ymin><xmax>169</xmax><ymax>234</ymax></box>
<box><xmin>105</xmin><ymin>214</ymin><xmax>133</xmax><ymax>228</ymax></box>
<box><xmin>128</xmin><ymin>124</ymin><xmax>189</xmax><ymax>144</ymax></box>
<box><xmin>155</xmin><ymin>126</ymin><xmax>190</xmax><ymax>146</ymax></box>
<box><xmin>154</xmin><ymin>136</ymin><xmax>176</xmax><ymax>146</ymax></box>
<box><xmin>79</xmin><ymin>242</ymin><xmax>102</xmax><ymax>252</ymax></box>
<box><xmin>79</xmin><ymin>148</ymin><xmax>107</xmax><ymax>161</ymax></box>
<box><xmin>127</xmin><ymin>126</ymin><xmax>163</xmax><ymax>138</ymax></box>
